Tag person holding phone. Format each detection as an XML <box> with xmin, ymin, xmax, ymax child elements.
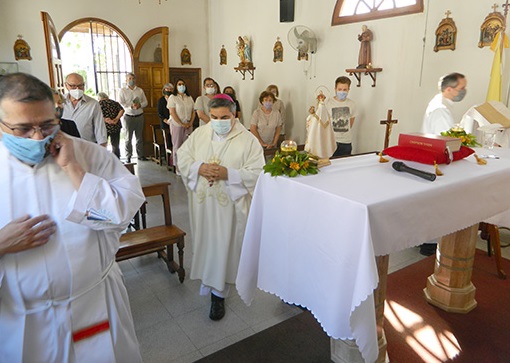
<box><xmin>0</xmin><ymin>73</ymin><xmax>145</xmax><ymax>362</ymax></box>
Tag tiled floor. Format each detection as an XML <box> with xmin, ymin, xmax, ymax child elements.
<box><xmin>120</xmin><ymin>157</ymin><xmax>510</xmax><ymax>363</ymax></box>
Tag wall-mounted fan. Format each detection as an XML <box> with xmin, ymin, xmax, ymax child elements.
<box><xmin>287</xmin><ymin>25</ymin><xmax>317</xmax><ymax>60</ymax></box>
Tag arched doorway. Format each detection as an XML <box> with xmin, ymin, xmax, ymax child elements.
<box><xmin>59</xmin><ymin>18</ymin><xmax>134</xmax><ymax>100</ymax></box>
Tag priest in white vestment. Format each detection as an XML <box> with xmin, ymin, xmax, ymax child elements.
<box><xmin>177</xmin><ymin>94</ymin><xmax>264</xmax><ymax>320</ymax></box>
<box><xmin>0</xmin><ymin>73</ymin><xmax>145</xmax><ymax>362</ymax></box>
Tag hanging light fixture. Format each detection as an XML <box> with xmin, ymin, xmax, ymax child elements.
<box><xmin>139</xmin><ymin>0</ymin><xmax>167</xmax><ymax>4</ymax></box>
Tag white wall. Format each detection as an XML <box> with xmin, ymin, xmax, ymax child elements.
<box><xmin>0</xmin><ymin>0</ymin><xmax>209</xmax><ymax>83</ymax></box>
<box><xmin>0</xmin><ymin>0</ymin><xmax>505</xmax><ymax>152</ymax></box>
<box><xmin>208</xmin><ymin>0</ymin><xmax>507</xmax><ymax>152</ymax></box>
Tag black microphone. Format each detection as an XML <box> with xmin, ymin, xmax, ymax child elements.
<box><xmin>392</xmin><ymin>161</ymin><xmax>436</xmax><ymax>181</ymax></box>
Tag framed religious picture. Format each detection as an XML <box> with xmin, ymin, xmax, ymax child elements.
<box><xmin>479</xmin><ymin>5</ymin><xmax>504</xmax><ymax>48</ymax></box>
<box><xmin>181</xmin><ymin>46</ymin><xmax>191</xmax><ymax>65</ymax></box>
<box><xmin>13</xmin><ymin>35</ymin><xmax>32</xmax><ymax>60</ymax></box>
<box><xmin>219</xmin><ymin>45</ymin><xmax>227</xmax><ymax>65</ymax></box>
<box><xmin>0</xmin><ymin>62</ymin><xmax>19</xmax><ymax>77</ymax></box>
<box><xmin>434</xmin><ymin>11</ymin><xmax>457</xmax><ymax>52</ymax></box>
<box><xmin>273</xmin><ymin>37</ymin><xmax>283</xmax><ymax>62</ymax></box>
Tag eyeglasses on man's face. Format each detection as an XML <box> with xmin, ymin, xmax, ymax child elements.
<box><xmin>65</xmin><ymin>82</ymin><xmax>85</xmax><ymax>90</ymax></box>
<box><xmin>0</xmin><ymin>119</ymin><xmax>60</xmax><ymax>138</ymax></box>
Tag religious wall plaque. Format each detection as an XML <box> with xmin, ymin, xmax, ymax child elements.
<box><xmin>479</xmin><ymin>5</ymin><xmax>504</xmax><ymax>48</ymax></box>
<box><xmin>434</xmin><ymin>11</ymin><xmax>457</xmax><ymax>52</ymax></box>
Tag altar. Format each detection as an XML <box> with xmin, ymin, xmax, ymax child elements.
<box><xmin>236</xmin><ymin>150</ymin><xmax>510</xmax><ymax>362</ymax></box>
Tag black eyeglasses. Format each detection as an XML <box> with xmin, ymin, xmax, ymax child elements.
<box><xmin>0</xmin><ymin>119</ymin><xmax>60</xmax><ymax>138</ymax></box>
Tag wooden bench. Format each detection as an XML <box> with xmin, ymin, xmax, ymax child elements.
<box><xmin>117</xmin><ymin>182</ymin><xmax>186</xmax><ymax>283</ymax></box>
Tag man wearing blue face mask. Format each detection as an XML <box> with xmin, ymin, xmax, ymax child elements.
<box><xmin>328</xmin><ymin>76</ymin><xmax>357</xmax><ymax>157</ymax></box>
<box><xmin>0</xmin><ymin>73</ymin><xmax>145</xmax><ymax>362</ymax></box>
<box><xmin>177</xmin><ymin>94</ymin><xmax>264</xmax><ymax>321</ymax></box>
<box><xmin>422</xmin><ymin>72</ymin><xmax>467</xmax><ymax>135</ymax></box>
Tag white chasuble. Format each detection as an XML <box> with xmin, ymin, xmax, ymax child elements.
<box><xmin>177</xmin><ymin>121</ymin><xmax>265</xmax><ymax>292</ymax></box>
<box><xmin>305</xmin><ymin>99</ymin><xmax>336</xmax><ymax>159</ymax></box>
<box><xmin>0</xmin><ymin>138</ymin><xmax>145</xmax><ymax>363</ymax></box>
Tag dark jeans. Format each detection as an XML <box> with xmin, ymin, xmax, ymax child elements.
<box><xmin>108</xmin><ymin>130</ymin><xmax>121</xmax><ymax>158</ymax></box>
<box><xmin>333</xmin><ymin>142</ymin><xmax>352</xmax><ymax>157</ymax></box>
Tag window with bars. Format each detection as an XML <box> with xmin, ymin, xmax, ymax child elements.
<box><xmin>332</xmin><ymin>0</ymin><xmax>424</xmax><ymax>25</ymax></box>
<box><xmin>60</xmin><ymin>20</ymin><xmax>132</xmax><ymax>101</ymax></box>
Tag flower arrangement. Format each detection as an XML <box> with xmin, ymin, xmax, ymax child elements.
<box><xmin>263</xmin><ymin>150</ymin><xmax>319</xmax><ymax>177</ymax></box>
<box><xmin>440</xmin><ymin>126</ymin><xmax>481</xmax><ymax>147</ymax></box>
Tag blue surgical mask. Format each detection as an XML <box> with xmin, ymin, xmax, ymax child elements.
<box><xmin>453</xmin><ymin>89</ymin><xmax>466</xmax><ymax>102</ymax></box>
<box><xmin>1</xmin><ymin>127</ymin><xmax>59</xmax><ymax>165</ymax></box>
<box><xmin>336</xmin><ymin>91</ymin><xmax>348</xmax><ymax>101</ymax></box>
<box><xmin>210</xmin><ymin>119</ymin><xmax>233</xmax><ymax>135</ymax></box>
<box><xmin>263</xmin><ymin>102</ymin><xmax>273</xmax><ymax>110</ymax></box>
<box><xmin>177</xmin><ymin>85</ymin><xmax>186</xmax><ymax>93</ymax></box>
<box><xmin>128</xmin><ymin>79</ymin><xmax>135</xmax><ymax>87</ymax></box>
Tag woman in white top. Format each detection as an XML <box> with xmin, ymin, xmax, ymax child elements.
<box><xmin>250</xmin><ymin>91</ymin><xmax>282</xmax><ymax>149</ymax></box>
<box><xmin>167</xmin><ymin>78</ymin><xmax>195</xmax><ymax>170</ymax></box>
<box><xmin>266</xmin><ymin>84</ymin><xmax>286</xmax><ymax>139</ymax></box>
<box><xmin>195</xmin><ymin>77</ymin><xmax>219</xmax><ymax>126</ymax></box>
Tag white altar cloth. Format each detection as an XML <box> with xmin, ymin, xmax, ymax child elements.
<box><xmin>236</xmin><ymin>149</ymin><xmax>510</xmax><ymax>363</ymax></box>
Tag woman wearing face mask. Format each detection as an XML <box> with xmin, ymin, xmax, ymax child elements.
<box><xmin>249</xmin><ymin>91</ymin><xmax>282</xmax><ymax>149</ymax></box>
<box><xmin>223</xmin><ymin>86</ymin><xmax>242</xmax><ymax>119</ymax></box>
<box><xmin>167</xmin><ymin>79</ymin><xmax>195</xmax><ymax>174</ymax></box>
<box><xmin>266</xmin><ymin>85</ymin><xmax>286</xmax><ymax>142</ymax></box>
<box><xmin>195</xmin><ymin>78</ymin><xmax>220</xmax><ymax>126</ymax></box>
<box><xmin>158</xmin><ymin>83</ymin><xmax>174</xmax><ymax>150</ymax></box>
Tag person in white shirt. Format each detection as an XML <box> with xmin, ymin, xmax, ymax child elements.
<box><xmin>195</xmin><ymin>77</ymin><xmax>219</xmax><ymax>126</ymax></box>
<box><xmin>0</xmin><ymin>73</ymin><xmax>144</xmax><ymax>362</ymax></box>
<box><xmin>167</xmin><ymin>78</ymin><xmax>195</xmax><ymax>173</ymax></box>
<box><xmin>422</xmin><ymin>72</ymin><xmax>467</xmax><ymax>135</ymax></box>
<box><xmin>177</xmin><ymin>94</ymin><xmax>264</xmax><ymax>321</ymax></box>
<box><xmin>62</xmin><ymin>73</ymin><xmax>107</xmax><ymax>146</ymax></box>
<box><xmin>419</xmin><ymin>72</ymin><xmax>467</xmax><ymax>256</ymax></box>
<box><xmin>118</xmin><ymin>72</ymin><xmax>148</xmax><ymax>162</ymax></box>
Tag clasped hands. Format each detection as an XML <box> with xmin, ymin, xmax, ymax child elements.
<box><xmin>199</xmin><ymin>163</ymin><xmax>228</xmax><ymax>185</ymax></box>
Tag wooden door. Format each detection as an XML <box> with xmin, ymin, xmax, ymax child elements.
<box><xmin>169</xmin><ymin>67</ymin><xmax>202</xmax><ymax>128</ymax></box>
<box><xmin>134</xmin><ymin>27</ymin><xmax>169</xmax><ymax>157</ymax></box>
<box><xmin>169</xmin><ymin>67</ymin><xmax>202</xmax><ymax>101</ymax></box>
<box><xmin>41</xmin><ymin>12</ymin><xmax>64</xmax><ymax>93</ymax></box>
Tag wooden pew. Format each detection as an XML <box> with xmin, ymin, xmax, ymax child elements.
<box><xmin>117</xmin><ymin>182</ymin><xmax>186</xmax><ymax>283</ymax></box>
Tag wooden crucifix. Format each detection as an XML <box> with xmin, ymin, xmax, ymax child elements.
<box><xmin>380</xmin><ymin>109</ymin><xmax>398</xmax><ymax>149</ymax></box>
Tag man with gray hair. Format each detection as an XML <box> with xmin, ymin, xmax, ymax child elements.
<box><xmin>178</xmin><ymin>94</ymin><xmax>264</xmax><ymax>321</ymax></box>
<box><xmin>422</xmin><ymin>72</ymin><xmax>467</xmax><ymax>135</ymax></box>
<box><xmin>0</xmin><ymin>73</ymin><xmax>144</xmax><ymax>361</ymax></box>
<box><xmin>62</xmin><ymin>72</ymin><xmax>107</xmax><ymax>145</ymax></box>
<box><xmin>118</xmin><ymin>72</ymin><xmax>148</xmax><ymax>163</ymax></box>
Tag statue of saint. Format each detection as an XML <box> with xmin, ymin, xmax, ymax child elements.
<box><xmin>237</xmin><ymin>36</ymin><xmax>246</xmax><ymax>64</ymax></box>
<box><xmin>273</xmin><ymin>37</ymin><xmax>283</xmax><ymax>62</ymax></box>
<box><xmin>357</xmin><ymin>25</ymin><xmax>373</xmax><ymax>69</ymax></box>
<box><xmin>243</xmin><ymin>36</ymin><xmax>252</xmax><ymax>63</ymax></box>
<box><xmin>220</xmin><ymin>45</ymin><xmax>227</xmax><ymax>65</ymax></box>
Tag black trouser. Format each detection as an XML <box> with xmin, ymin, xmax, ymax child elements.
<box><xmin>108</xmin><ymin>130</ymin><xmax>121</xmax><ymax>158</ymax></box>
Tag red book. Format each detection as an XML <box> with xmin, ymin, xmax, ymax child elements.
<box><xmin>398</xmin><ymin>132</ymin><xmax>462</xmax><ymax>153</ymax></box>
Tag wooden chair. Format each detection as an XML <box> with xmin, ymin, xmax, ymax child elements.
<box><xmin>161</xmin><ymin>129</ymin><xmax>175</xmax><ymax>172</ymax></box>
<box><xmin>117</xmin><ymin>182</ymin><xmax>186</xmax><ymax>283</ymax></box>
<box><xmin>150</xmin><ymin>124</ymin><xmax>165</xmax><ymax>165</ymax></box>
<box><xmin>479</xmin><ymin>222</ymin><xmax>506</xmax><ymax>279</ymax></box>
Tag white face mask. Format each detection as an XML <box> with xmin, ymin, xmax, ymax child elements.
<box><xmin>177</xmin><ymin>85</ymin><xmax>186</xmax><ymax>93</ymax></box>
<box><xmin>210</xmin><ymin>119</ymin><xmax>233</xmax><ymax>135</ymax></box>
<box><xmin>205</xmin><ymin>86</ymin><xmax>216</xmax><ymax>95</ymax></box>
<box><xmin>69</xmin><ymin>89</ymin><xmax>84</xmax><ymax>100</ymax></box>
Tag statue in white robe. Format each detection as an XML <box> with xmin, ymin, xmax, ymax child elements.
<box><xmin>305</xmin><ymin>91</ymin><xmax>336</xmax><ymax>159</ymax></box>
